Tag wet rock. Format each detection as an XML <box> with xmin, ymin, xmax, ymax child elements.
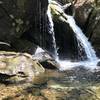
<box><xmin>11</xmin><ymin>38</ymin><xmax>37</xmax><ymax>54</ymax></box>
<box><xmin>85</xmin><ymin>4</ymin><xmax>100</xmax><ymax>56</ymax></box>
<box><xmin>0</xmin><ymin>51</ymin><xmax>45</xmax><ymax>83</ymax></box>
<box><xmin>56</xmin><ymin>0</ymin><xmax>94</xmax><ymax>28</ymax></box>
<box><xmin>33</xmin><ymin>51</ymin><xmax>59</xmax><ymax>69</ymax></box>
<box><xmin>45</xmin><ymin>69</ymin><xmax>64</xmax><ymax>78</ymax></box>
<box><xmin>33</xmin><ymin>52</ymin><xmax>54</xmax><ymax>62</ymax></box>
<box><xmin>97</xmin><ymin>62</ymin><xmax>100</xmax><ymax>66</ymax></box>
<box><xmin>41</xmin><ymin>88</ymin><xmax>66</xmax><ymax>100</ymax></box>
<box><xmin>74</xmin><ymin>0</ymin><xmax>94</xmax><ymax>28</ymax></box>
<box><xmin>43</xmin><ymin>81</ymin><xmax>100</xmax><ymax>100</ymax></box>
<box><xmin>40</xmin><ymin>60</ymin><xmax>59</xmax><ymax>69</ymax></box>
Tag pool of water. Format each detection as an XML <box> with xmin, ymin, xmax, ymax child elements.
<box><xmin>0</xmin><ymin>67</ymin><xmax>100</xmax><ymax>100</ymax></box>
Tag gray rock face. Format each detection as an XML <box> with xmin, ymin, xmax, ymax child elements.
<box><xmin>85</xmin><ymin>1</ymin><xmax>100</xmax><ymax>56</ymax></box>
<box><xmin>0</xmin><ymin>0</ymin><xmax>30</xmax><ymax>42</ymax></box>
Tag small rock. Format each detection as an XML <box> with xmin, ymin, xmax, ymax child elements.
<box><xmin>33</xmin><ymin>52</ymin><xmax>54</xmax><ymax>62</ymax></box>
<box><xmin>33</xmin><ymin>51</ymin><xmax>59</xmax><ymax>69</ymax></box>
<box><xmin>40</xmin><ymin>60</ymin><xmax>59</xmax><ymax>69</ymax></box>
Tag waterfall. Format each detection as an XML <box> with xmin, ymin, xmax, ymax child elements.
<box><xmin>47</xmin><ymin>1</ymin><xmax>99</xmax><ymax>70</ymax></box>
<box><xmin>64</xmin><ymin>15</ymin><xmax>97</xmax><ymax>61</ymax></box>
<box><xmin>47</xmin><ymin>1</ymin><xmax>58</xmax><ymax>58</ymax></box>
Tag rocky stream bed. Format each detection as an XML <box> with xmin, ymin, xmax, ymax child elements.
<box><xmin>0</xmin><ymin>51</ymin><xmax>100</xmax><ymax>100</ymax></box>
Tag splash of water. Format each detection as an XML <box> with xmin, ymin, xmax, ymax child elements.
<box><xmin>48</xmin><ymin>1</ymin><xmax>99</xmax><ymax>70</ymax></box>
<box><xmin>35</xmin><ymin>46</ymin><xmax>45</xmax><ymax>55</ymax></box>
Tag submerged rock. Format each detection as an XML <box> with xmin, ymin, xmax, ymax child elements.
<box><xmin>0</xmin><ymin>51</ymin><xmax>45</xmax><ymax>83</ymax></box>
<box><xmin>41</xmin><ymin>86</ymin><xmax>100</xmax><ymax>100</ymax></box>
<box><xmin>41</xmin><ymin>68</ymin><xmax>100</xmax><ymax>100</ymax></box>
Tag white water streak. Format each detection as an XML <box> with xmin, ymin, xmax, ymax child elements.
<box><xmin>65</xmin><ymin>15</ymin><xmax>98</xmax><ymax>61</ymax></box>
<box><xmin>47</xmin><ymin>2</ymin><xmax>58</xmax><ymax>58</ymax></box>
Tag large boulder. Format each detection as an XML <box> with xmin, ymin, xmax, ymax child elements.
<box><xmin>0</xmin><ymin>51</ymin><xmax>45</xmax><ymax>83</ymax></box>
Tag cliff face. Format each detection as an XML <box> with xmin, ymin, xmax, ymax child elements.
<box><xmin>0</xmin><ymin>0</ymin><xmax>100</xmax><ymax>56</ymax></box>
<box><xmin>0</xmin><ymin>0</ymin><xmax>32</xmax><ymax>42</ymax></box>
<box><xmin>0</xmin><ymin>0</ymin><xmax>57</xmax><ymax>54</ymax></box>
<box><xmin>22</xmin><ymin>0</ymin><xmax>56</xmax><ymax>53</ymax></box>
<box><xmin>0</xmin><ymin>0</ymin><xmax>41</xmax><ymax>53</ymax></box>
<box><xmin>85</xmin><ymin>1</ymin><xmax>100</xmax><ymax>56</ymax></box>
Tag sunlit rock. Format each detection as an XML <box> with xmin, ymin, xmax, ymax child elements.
<box><xmin>0</xmin><ymin>51</ymin><xmax>45</xmax><ymax>83</ymax></box>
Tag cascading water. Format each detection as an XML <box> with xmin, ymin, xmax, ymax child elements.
<box><xmin>64</xmin><ymin>16</ymin><xmax>97</xmax><ymax>61</ymax></box>
<box><xmin>47</xmin><ymin>0</ymin><xmax>58</xmax><ymax>58</ymax></box>
<box><xmin>47</xmin><ymin>0</ymin><xmax>99</xmax><ymax>70</ymax></box>
<box><xmin>49</xmin><ymin>1</ymin><xmax>97</xmax><ymax>61</ymax></box>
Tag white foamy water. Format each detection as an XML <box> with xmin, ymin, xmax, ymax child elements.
<box><xmin>47</xmin><ymin>1</ymin><xmax>99</xmax><ymax>70</ymax></box>
<box><xmin>56</xmin><ymin>58</ymin><xmax>100</xmax><ymax>71</ymax></box>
